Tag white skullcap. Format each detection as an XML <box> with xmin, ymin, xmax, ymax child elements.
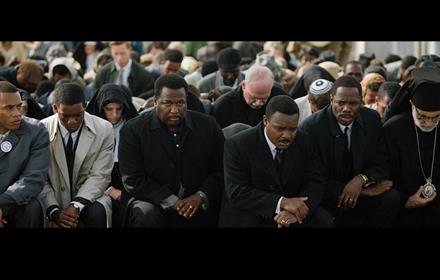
<box><xmin>309</xmin><ymin>79</ymin><xmax>333</xmax><ymax>96</ymax></box>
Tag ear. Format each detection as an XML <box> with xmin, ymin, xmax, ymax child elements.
<box><xmin>52</xmin><ymin>103</ymin><xmax>58</xmax><ymax>113</ymax></box>
<box><xmin>241</xmin><ymin>80</ymin><xmax>246</xmax><ymax>92</ymax></box>
<box><xmin>263</xmin><ymin>115</ymin><xmax>268</xmax><ymax>126</ymax></box>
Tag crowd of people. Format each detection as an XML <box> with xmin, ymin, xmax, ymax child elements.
<box><xmin>0</xmin><ymin>41</ymin><xmax>439</xmax><ymax>228</ymax></box>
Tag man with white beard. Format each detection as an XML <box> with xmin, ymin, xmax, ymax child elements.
<box><xmin>384</xmin><ymin>67</ymin><xmax>440</xmax><ymax>227</ymax></box>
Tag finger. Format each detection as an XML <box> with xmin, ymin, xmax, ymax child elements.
<box><xmin>351</xmin><ymin>195</ymin><xmax>359</xmax><ymax>208</ymax></box>
<box><xmin>416</xmin><ymin>185</ymin><xmax>424</xmax><ymax>195</ymax></box>
<box><xmin>274</xmin><ymin>214</ymin><xmax>280</xmax><ymax>221</ymax></box>
<box><xmin>60</xmin><ymin>213</ymin><xmax>78</xmax><ymax>224</ymax></box>
<box><xmin>300</xmin><ymin>197</ymin><xmax>308</xmax><ymax>201</ymax></box>
<box><xmin>337</xmin><ymin>195</ymin><xmax>344</xmax><ymax>208</ymax></box>
<box><xmin>188</xmin><ymin>207</ymin><xmax>198</xmax><ymax>218</ymax></box>
<box><xmin>183</xmin><ymin>205</ymin><xmax>194</xmax><ymax>218</ymax></box>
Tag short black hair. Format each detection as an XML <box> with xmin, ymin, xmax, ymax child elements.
<box><xmin>164</xmin><ymin>49</ymin><xmax>184</xmax><ymax>64</ymax></box>
<box><xmin>343</xmin><ymin>60</ymin><xmax>363</xmax><ymax>72</ymax></box>
<box><xmin>364</xmin><ymin>65</ymin><xmax>387</xmax><ymax>80</ymax></box>
<box><xmin>332</xmin><ymin>75</ymin><xmax>362</xmax><ymax>98</ymax></box>
<box><xmin>378</xmin><ymin>81</ymin><xmax>401</xmax><ymax>100</ymax></box>
<box><xmin>0</xmin><ymin>81</ymin><xmax>18</xmax><ymax>93</ymax></box>
<box><xmin>265</xmin><ymin>95</ymin><xmax>298</xmax><ymax>119</ymax></box>
<box><xmin>401</xmin><ymin>55</ymin><xmax>417</xmax><ymax>70</ymax></box>
<box><xmin>54</xmin><ymin>82</ymin><xmax>85</xmax><ymax>105</ymax></box>
<box><xmin>154</xmin><ymin>73</ymin><xmax>188</xmax><ymax>98</ymax></box>
<box><xmin>52</xmin><ymin>64</ymin><xmax>71</xmax><ymax>77</ymax></box>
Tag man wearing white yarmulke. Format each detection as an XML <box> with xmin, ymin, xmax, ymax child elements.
<box><xmin>294</xmin><ymin>79</ymin><xmax>333</xmax><ymax>124</ymax></box>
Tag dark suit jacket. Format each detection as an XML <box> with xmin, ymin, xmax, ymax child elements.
<box><xmin>211</xmin><ymin>83</ymin><xmax>287</xmax><ymax>128</ymax></box>
<box><xmin>94</xmin><ymin>61</ymin><xmax>154</xmax><ymax>97</ymax></box>
<box><xmin>299</xmin><ymin>105</ymin><xmax>389</xmax><ymax>210</ymax></box>
<box><xmin>118</xmin><ymin>109</ymin><xmax>224</xmax><ymax>218</ymax></box>
<box><xmin>219</xmin><ymin>123</ymin><xmax>326</xmax><ymax>227</ymax></box>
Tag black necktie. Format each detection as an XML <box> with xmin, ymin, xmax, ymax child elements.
<box><xmin>66</xmin><ymin>133</ymin><xmax>74</xmax><ymax>186</ymax></box>
<box><xmin>342</xmin><ymin>126</ymin><xmax>350</xmax><ymax>151</ymax></box>
<box><xmin>275</xmin><ymin>148</ymin><xmax>283</xmax><ymax>175</ymax></box>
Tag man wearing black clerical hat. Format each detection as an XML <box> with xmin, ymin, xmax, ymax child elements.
<box><xmin>384</xmin><ymin>66</ymin><xmax>440</xmax><ymax>227</ymax></box>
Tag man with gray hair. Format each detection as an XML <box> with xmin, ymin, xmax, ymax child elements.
<box><xmin>295</xmin><ymin>78</ymin><xmax>333</xmax><ymax>124</ymax></box>
<box><xmin>212</xmin><ymin>65</ymin><xmax>288</xmax><ymax>128</ymax></box>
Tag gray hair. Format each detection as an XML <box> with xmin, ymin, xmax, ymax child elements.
<box><xmin>245</xmin><ymin>65</ymin><xmax>274</xmax><ymax>87</ymax></box>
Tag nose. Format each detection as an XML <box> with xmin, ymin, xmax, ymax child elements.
<box><xmin>254</xmin><ymin>99</ymin><xmax>265</xmax><ymax>107</ymax></box>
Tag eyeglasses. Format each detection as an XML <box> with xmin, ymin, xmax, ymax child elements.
<box><xmin>414</xmin><ymin>107</ymin><xmax>440</xmax><ymax>123</ymax></box>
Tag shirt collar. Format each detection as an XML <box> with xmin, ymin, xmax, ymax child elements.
<box><xmin>115</xmin><ymin>59</ymin><xmax>132</xmax><ymax>72</ymax></box>
<box><xmin>58</xmin><ymin>120</ymin><xmax>82</xmax><ymax>138</ymax></box>
<box><xmin>338</xmin><ymin>122</ymin><xmax>353</xmax><ymax>133</ymax></box>
<box><xmin>263</xmin><ymin>126</ymin><xmax>277</xmax><ymax>154</ymax></box>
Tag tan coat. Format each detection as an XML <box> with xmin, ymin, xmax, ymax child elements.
<box><xmin>38</xmin><ymin>112</ymin><xmax>114</xmax><ymax>227</ymax></box>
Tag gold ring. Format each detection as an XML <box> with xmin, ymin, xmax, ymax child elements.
<box><xmin>189</xmin><ymin>205</ymin><xmax>193</xmax><ymax>209</ymax></box>
<box><xmin>349</xmin><ymin>198</ymin><xmax>353</xmax><ymax>201</ymax></box>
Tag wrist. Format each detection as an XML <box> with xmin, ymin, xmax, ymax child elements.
<box><xmin>358</xmin><ymin>174</ymin><xmax>369</xmax><ymax>188</ymax></box>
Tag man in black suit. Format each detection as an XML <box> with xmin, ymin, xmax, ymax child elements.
<box><xmin>300</xmin><ymin>75</ymin><xmax>400</xmax><ymax>227</ymax></box>
<box><xmin>219</xmin><ymin>95</ymin><xmax>333</xmax><ymax>228</ymax></box>
<box><xmin>94</xmin><ymin>41</ymin><xmax>154</xmax><ymax>97</ymax></box>
<box><xmin>211</xmin><ymin>65</ymin><xmax>287</xmax><ymax>128</ymax></box>
<box><xmin>119</xmin><ymin>74</ymin><xmax>224</xmax><ymax>227</ymax></box>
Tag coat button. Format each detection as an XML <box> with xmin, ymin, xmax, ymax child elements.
<box><xmin>61</xmin><ymin>187</ymin><xmax>66</xmax><ymax>192</ymax></box>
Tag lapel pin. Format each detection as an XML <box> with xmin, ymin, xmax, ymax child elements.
<box><xmin>1</xmin><ymin>141</ymin><xmax>12</xmax><ymax>153</ymax></box>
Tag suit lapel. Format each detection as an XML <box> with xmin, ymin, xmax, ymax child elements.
<box><xmin>256</xmin><ymin>124</ymin><xmax>280</xmax><ymax>187</ymax></box>
<box><xmin>280</xmin><ymin>144</ymin><xmax>297</xmax><ymax>189</ymax></box>
<box><xmin>53</xmin><ymin>132</ymin><xmax>70</xmax><ymax>188</ymax></box>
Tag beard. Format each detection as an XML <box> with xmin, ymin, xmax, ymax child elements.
<box><xmin>412</xmin><ymin>108</ymin><xmax>438</xmax><ymax>132</ymax></box>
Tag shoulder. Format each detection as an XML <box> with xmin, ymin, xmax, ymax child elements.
<box><xmin>227</xmin><ymin>125</ymin><xmax>258</xmax><ymax>145</ymax></box>
<box><xmin>187</xmin><ymin>110</ymin><xmax>218</xmax><ymax>127</ymax></box>
<box><xmin>214</xmin><ymin>88</ymin><xmax>239</xmax><ymax>107</ymax></box>
<box><xmin>300</xmin><ymin>106</ymin><xmax>327</xmax><ymax>131</ymax></box>
<box><xmin>85</xmin><ymin>112</ymin><xmax>112</xmax><ymax>132</ymax></box>
<box><xmin>383</xmin><ymin>112</ymin><xmax>411</xmax><ymax>131</ymax></box>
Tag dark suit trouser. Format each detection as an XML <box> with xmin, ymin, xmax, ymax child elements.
<box><xmin>5</xmin><ymin>198</ymin><xmax>43</xmax><ymax>228</ymax></box>
<box><xmin>333</xmin><ymin>188</ymin><xmax>400</xmax><ymax>227</ymax></box>
<box><xmin>128</xmin><ymin>200</ymin><xmax>212</xmax><ymax>228</ymax></box>
<box><xmin>78</xmin><ymin>201</ymin><xmax>106</xmax><ymax>228</ymax></box>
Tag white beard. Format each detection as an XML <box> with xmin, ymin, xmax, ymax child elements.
<box><xmin>412</xmin><ymin>108</ymin><xmax>438</xmax><ymax>132</ymax></box>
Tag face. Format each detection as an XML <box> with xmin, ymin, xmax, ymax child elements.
<box><xmin>377</xmin><ymin>94</ymin><xmax>392</xmax><ymax>109</ymax></box>
<box><xmin>0</xmin><ymin>92</ymin><xmax>22</xmax><ymax>134</ymax></box>
<box><xmin>363</xmin><ymin>89</ymin><xmax>378</xmax><ymax>105</ymax></box>
<box><xmin>53</xmin><ymin>103</ymin><xmax>85</xmax><ymax>133</ymax></box>
<box><xmin>263</xmin><ymin>112</ymin><xmax>299</xmax><ymax>150</ymax></box>
<box><xmin>155</xmin><ymin>87</ymin><xmax>187</xmax><ymax>130</ymax></box>
<box><xmin>220</xmin><ymin>67</ymin><xmax>240</xmax><ymax>87</ymax></box>
<box><xmin>16</xmin><ymin>70</ymin><xmax>40</xmax><ymax>93</ymax></box>
<box><xmin>110</xmin><ymin>43</ymin><xmax>131</xmax><ymax>68</ymax></box>
<box><xmin>161</xmin><ymin>61</ymin><xmax>181</xmax><ymax>75</ymax></box>
<box><xmin>411</xmin><ymin>104</ymin><xmax>440</xmax><ymax>132</ymax></box>
<box><xmin>242</xmin><ymin>79</ymin><xmax>272</xmax><ymax>110</ymax></box>
<box><xmin>331</xmin><ymin>87</ymin><xmax>362</xmax><ymax>126</ymax></box>
<box><xmin>344</xmin><ymin>64</ymin><xmax>364</xmax><ymax>83</ymax></box>
<box><xmin>104</xmin><ymin>102</ymin><xmax>123</xmax><ymax>125</ymax></box>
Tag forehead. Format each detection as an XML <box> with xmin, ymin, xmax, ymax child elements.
<box><xmin>415</xmin><ymin>106</ymin><xmax>440</xmax><ymax>117</ymax></box>
<box><xmin>334</xmin><ymin>87</ymin><xmax>361</xmax><ymax>100</ymax></box>
<box><xmin>158</xmin><ymin>87</ymin><xmax>186</xmax><ymax>100</ymax></box>
<box><xmin>269</xmin><ymin>112</ymin><xmax>299</xmax><ymax>127</ymax></box>
<box><xmin>0</xmin><ymin>92</ymin><xmax>21</xmax><ymax>105</ymax></box>
<box><xmin>104</xmin><ymin>101</ymin><xmax>123</xmax><ymax>108</ymax></box>
<box><xmin>345</xmin><ymin>63</ymin><xmax>362</xmax><ymax>73</ymax></box>
<box><xmin>220</xmin><ymin>67</ymin><xmax>239</xmax><ymax>74</ymax></box>
<box><xmin>58</xmin><ymin>103</ymin><xmax>84</xmax><ymax>113</ymax></box>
